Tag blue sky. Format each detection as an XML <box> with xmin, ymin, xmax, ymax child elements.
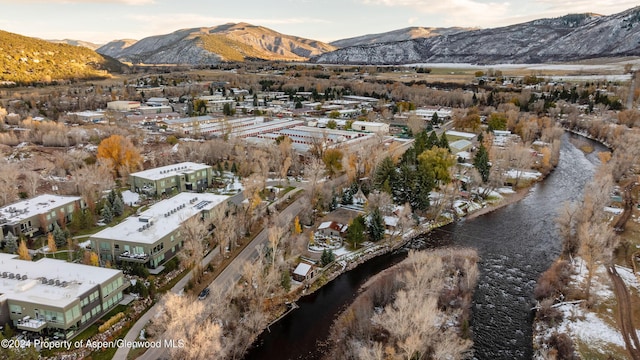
<box><xmin>0</xmin><ymin>0</ymin><xmax>637</xmax><ymax>44</ymax></box>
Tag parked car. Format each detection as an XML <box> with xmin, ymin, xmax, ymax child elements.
<box><xmin>198</xmin><ymin>287</ymin><xmax>210</xmax><ymax>300</ymax></box>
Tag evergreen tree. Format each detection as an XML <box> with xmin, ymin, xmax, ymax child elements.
<box><xmin>345</xmin><ymin>215</ymin><xmax>366</xmax><ymax>249</ymax></box>
<box><xmin>368</xmin><ymin>208</ymin><xmax>385</xmax><ymax>242</ymax></box>
<box><xmin>330</xmin><ymin>191</ymin><xmax>338</xmax><ymax>211</ymax></box>
<box><xmin>341</xmin><ymin>190</ymin><xmax>353</xmax><ymax>205</ymax></box>
<box><xmin>52</xmin><ymin>222</ymin><xmax>66</xmax><ymax>248</ymax></box>
<box><xmin>431</xmin><ymin>112</ymin><xmax>439</xmax><ymax>125</ymax></box>
<box><xmin>112</xmin><ymin>195</ymin><xmax>124</xmax><ymax>217</ymax></box>
<box><xmin>4</xmin><ymin>232</ymin><xmax>18</xmax><ymax>254</ymax></box>
<box><xmin>280</xmin><ymin>269</ymin><xmax>291</xmax><ymax>291</ymax></box>
<box><xmin>107</xmin><ymin>189</ymin><xmax>117</xmax><ymax>208</ymax></box>
<box><xmin>321</xmin><ymin>249</ymin><xmax>335</xmax><ymax>266</ymax></box>
<box><xmin>427</xmin><ymin>131</ymin><xmax>439</xmax><ymax>150</ymax></box>
<box><xmin>101</xmin><ymin>205</ymin><xmax>113</xmax><ymax>223</ymax></box>
<box><xmin>473</xmin><ymin>144</ymin><xmax>491</xmax><ymax>183</ymax></box>
<box><xmin>373</xmin><ymin>156</ymin><xmax>396</xmax><ymax>190</ymax></box>
<box><xmin>439</xmin><ymin>132</ymin><xmax>450</xmax><ymax>152</ymax></box>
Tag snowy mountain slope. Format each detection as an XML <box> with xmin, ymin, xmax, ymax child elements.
<box><xmin>315</xmin><ymin>7</ymin><xmax>640</xmax><ymax>64</ymax></box>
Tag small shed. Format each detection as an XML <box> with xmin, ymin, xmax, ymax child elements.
<box><xmin>293</xmin><ymin>262</ymin><xmax>314</xmax><ymax>282</ymax></box>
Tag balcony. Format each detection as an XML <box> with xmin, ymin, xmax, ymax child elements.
<box><xmin>16</xmin><ymin>316</ymin><xmax>47</xmax><ymax>332</ymax></box>
<box><xmin>118</xmin><ymin>251</ymin><xmax>149</xmax><ymax>263</ymax></box>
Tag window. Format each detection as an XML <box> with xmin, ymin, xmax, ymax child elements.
<box><xmin>9</xmin><ymin>304</ymin><xmax>22</xmax><ymax>315</ymax></box>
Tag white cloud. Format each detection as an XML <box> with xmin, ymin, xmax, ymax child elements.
<box><xmin>531</xmin><ymin>0</ymin><xmax>639</xmax><ymax>15</ymax></box>
<box><xmin>360</xmin><ymin>0</ymin><xmax>512</xmax><ymax>27</ymax></box>
<box><xmin>359</xmin><ymin>0</ymin><xmax>640</xmax><ymax>28</ymax></box>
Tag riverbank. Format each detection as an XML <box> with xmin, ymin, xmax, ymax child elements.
<box><xmin>466</xmin><ymin>188</ymin><xmax>530</xmax><ymax>220</ymax></box>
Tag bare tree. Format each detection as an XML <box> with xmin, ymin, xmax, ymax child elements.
<box><xmin>407</xmin><ymin>114</ymin><xmax>425</xmax><ymax>136</ymax></box>
<box><xmin>268</xmin><ymin>225</ymin><xmax>286</xmax><ymax>272</ymax></box>
<box><xmin>365</xmin><ymin>191</ymin><xmax>394</xmax><ymax>216</ymax></box>
<box><xmin>505</xmin><ymin>142</ymin><xmax>534</xmax><ymax>188</ymax></box>
<box><xmin>0</xmin><ymin>162</ymin><xmax>19</xmax><ymax>206</ymax></box>
<box><xmin>179</xmin><ymin>217</ymin><xmax>207</xmax><ymax>283</ymax></box>
<box><xmin>22</xmin><ymin>171</ymin><xmax>41</xmax><ymax>197</ymax></box>
<box><xmin>155</xmin><ymin>293</ymin><xmax>224</xmax><ymax>360</ymax></box>
<box><xmin>578</xmin><ymin>221</ymin><xmax>616</xmax><ymax>302</ymax></box>
<box><xmin>556</xmin><ymin>201</ymin><xmax>580</xmax><ymax>259</ymax></box>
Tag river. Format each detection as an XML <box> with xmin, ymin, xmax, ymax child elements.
<box><xmin>244</xmin><ymin>133</ymin><xmax>606</xmax><ymax>360</ymax></box>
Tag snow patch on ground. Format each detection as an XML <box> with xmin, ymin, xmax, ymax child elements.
<box><xmin>534</xmin><ymin>258</ymin><xmax>628</xmax><ymax>358</ymax></box>
<box><xmin>497</xmin><ymin>187</ymin><xmax>516</xmax><ymax>194</ymax></box>
<box><xmin>615</xmin><ymin>265</ymin><xmax>640</xmax><ymax>292</ymax></box>
<box><xmin>121</xmin><ymin>190</ymin><xmax>140</xmax><ymax>206</ymax></box>
<box><xmin>604</xmin><ymin>206</ymin><xmax>624</xmax><ymax>215</ymax></box>
<box><xmin>552</xmin><ymin>305</ymin><xmax>625</xmax><ymax>348</ymax></box>
<box><xmin>504</xmin><ymin>169</ymin><xmax>543</xmax><ymax>180</ymax></box>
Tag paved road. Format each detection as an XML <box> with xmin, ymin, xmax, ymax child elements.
<box><xmin>115</xmin><ymin>193</ymin><xmax>305</xmax><ymax>360</ymax></box>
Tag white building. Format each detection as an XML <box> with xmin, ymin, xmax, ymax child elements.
<box><xmin>351</xmin><ymin>121</ymin><xmax>390</xmax><ymax>134</ymax></box>
<box><xmin>90</xmin><ymin>192</ymin><xmax>228</xmax><ymax>270</ymax></box>
<box><xmin>0</xmin><ymin>253</ymin><xmax>128</xmax><ymax>340</ymax></box>
<box><xmin>107</xmin><ymin>101</ymin><xmax>141</xmax><ymax>112</ymax></box>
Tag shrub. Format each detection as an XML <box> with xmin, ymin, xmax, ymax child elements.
<box><xmin>98</xmin><ymin>312</ymin><xmax>125</xmax><ymax>333</ymax></box>
<box><xmin>547</xmin><ymin>332</ymin><xmax>577</xmax><ymax>360</ymax></box>
<box><xmin>536</xmin><ymin>298</ymin><xmax>563</xmax><ymax>326</ymax></box>
<box><xmin>534</xmin><ymin>260</ymin><xmax>572</xmax><ymax>301</ymax></box>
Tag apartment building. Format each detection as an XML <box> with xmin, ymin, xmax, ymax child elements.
<box><xmin>89</xmin><ymin>192</ymin><xmax>228</xmax><ymax>271</ymax></box>
<box><xmin>128</xmin><ymin>162</ymin><xmax>213</xmax><ymax>197</ymax></box>
<box><xmin>0</xmin><ymin>253</ymin><xmax>127</xmax><ymax>340</ymax></box>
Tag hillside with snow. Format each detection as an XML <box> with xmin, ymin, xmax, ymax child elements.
<box><xmin>315</xmin><ymin>7</ymin><xmax>640</xmax><ymax>65</ymax></box>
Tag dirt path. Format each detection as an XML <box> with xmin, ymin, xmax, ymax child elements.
<box><xmin>607</xmin><ymin>265</ymin><xmax>640</xmax><ymax>360</ymax></box>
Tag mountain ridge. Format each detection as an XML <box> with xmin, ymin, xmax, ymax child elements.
<box><xmin>314</xmin><ymin>8</ymin><xmax>640</xmax><ymax>64</ymax></box>
<box><xmin>330</xmin><ymin>26</ymin><xmax>472</xmax><ymax>48</ymax></box>
<box><xmin>97</xmin><ymin>23</ymin><xmax>336</xmax><ymax>64</ymax></box>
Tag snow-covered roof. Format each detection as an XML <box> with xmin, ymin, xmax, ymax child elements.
<box><xmin>0</xmin><ymin>253</ymin><xmax>122</xmax><ymax>308</ymax></box>
<box><xmin>450</xmin><ymin>139</ymin><xmax>473</xmax><ymax>152</ymax></box>
<box><xmin>90</xmin><ymin>192</ymin><xmax>228</xmax><ymax>245</ymax></box>
<box><xmin>351</xmin><ymin>120</ymin><xmax>388</xmax><ymax>129</ymax></box>
<box><xmin>445</xmin><ymin>130</ymin><xmax>476</xmax><ymax>139</ymax></box>
<box><xmin>318</xmin><ymin>221</ymin><xmax>332</xmax><ymax>230</ymax></box>
<box><xmin>0</xmin><ymin>194</ymin><xmax>81</xmax><ymax>225</ymax></box>
<box><xmin>130</xmin><ymin>162</ymin><xmax>211</xmax><ymax>181</ymax></box>
<box><xmin>293</xmin><ymin>262</ymin><xmax>313</xmax><ymax>277</ymax></box>
<box><xmin>384</xmin><ymin>216</ymin><xmax>399</xmax><ymax>227</ymax></box>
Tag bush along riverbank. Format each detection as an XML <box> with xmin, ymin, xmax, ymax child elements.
<box><xmin>323</xmin><ymin>248</ymin><xmax>479</xmax><ymax>360</ymax></box>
